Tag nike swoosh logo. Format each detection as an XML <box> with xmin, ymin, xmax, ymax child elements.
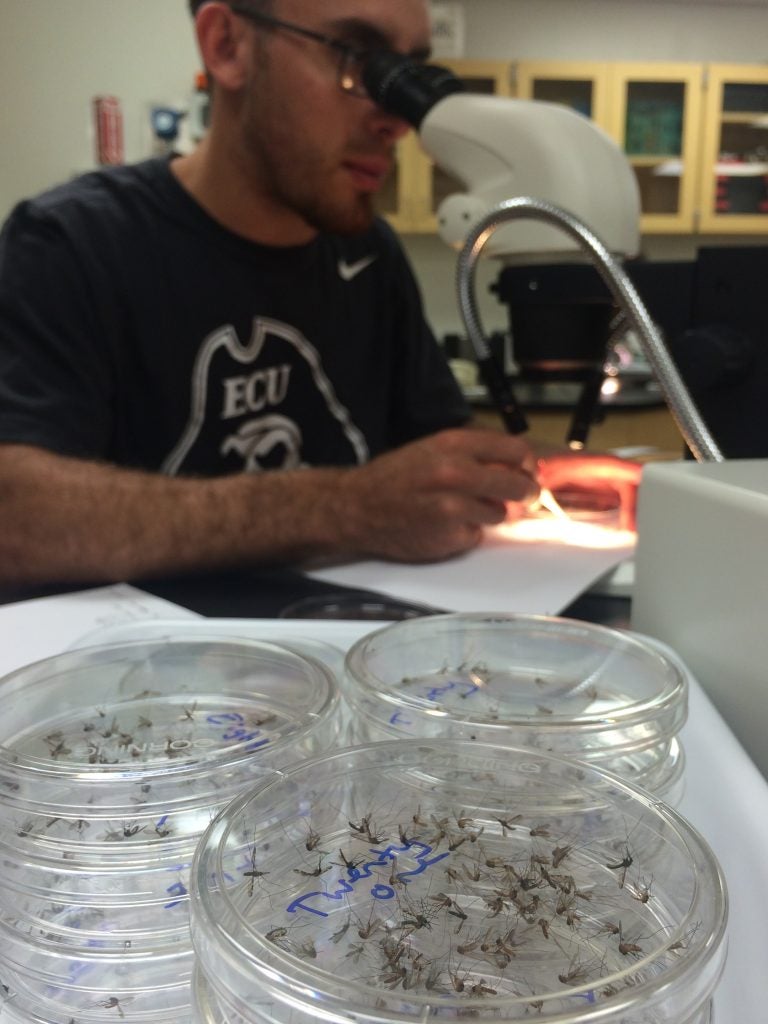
<box><xmin>338</xmin><ymin>254</ymin><xmax>378</xmax><ymax>282</ymax></box>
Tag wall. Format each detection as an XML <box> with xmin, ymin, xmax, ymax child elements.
<box><xmin>0</xmin><ymin>0</ymin><xmax>199</xmax><ymax>219</ymax></box>
<box><xmin>2</xmin><ymin>0</ymin><xmax>768</xmax><ymax>336</ymax></box>
<box><xmin>464</xmin><ymin>0</ymin><xmax>768</xmax><ymax>63</ymax></box>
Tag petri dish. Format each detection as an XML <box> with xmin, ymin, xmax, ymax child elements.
<box><xmin>343</xmin><ymin>613</ymin><xmax>687</xmax><ymax>800</ymax></box>
<box><xmin>190</xmin><ymin>740</ymin><xmax>727</xmax><ymax>1024</ymax></box>
<box><xmin>71</xmin><ymin>618</ymin><xmax>348</xmax><ymax>682</ymax></box>
<box><xmin>0</xmin><ymin>637</ymin><xmax>341</xmax><ymax>1021</ymax></box>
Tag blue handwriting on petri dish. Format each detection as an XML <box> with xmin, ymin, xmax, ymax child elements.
<box><xmin>286</xmin><ymin>840</ymin><xmax>450</xmax><ymax>918</ymax></box>
<box><xmin>206</xmin><ymin>711</ymin><xmax>272</xmax><ymax>753</ymax></box>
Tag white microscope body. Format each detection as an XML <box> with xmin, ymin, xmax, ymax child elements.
<box><xmin>418</xmin><ymin>92</ymin><xmax>641</xmax><ymax>261</ymax></box>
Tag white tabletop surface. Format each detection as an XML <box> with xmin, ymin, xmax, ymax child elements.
<box><xmin>0</xmin><ymin>587</ymin><xmax>766</xmax><ymax>1022</ymax></box>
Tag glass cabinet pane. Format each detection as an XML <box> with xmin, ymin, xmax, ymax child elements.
<box><xmin>530</xmin><ymin>78</ymin><xmax>594</xmax><ymax>118</ymax></box>
<box><xmin>624</xmin><ymin>81</ymin><xmax>686</xmax><ymax>218</ymax></box>
<box><xmin>625</xmin><ymin>82</ymin><xmax>684</xmax><ymax>156</ymax></box>
<box><xmin>714</xmin><ymin>82</ymin><xmax>768</xmax><ymax>216</ymax></box>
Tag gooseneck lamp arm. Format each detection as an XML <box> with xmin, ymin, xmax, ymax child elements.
<box><xmin>457</xmin><ymin>198</ymin><xmax>724</xmax><ymax>463</ymax></box>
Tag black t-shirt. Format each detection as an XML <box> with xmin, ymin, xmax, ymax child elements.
<box><xmin>0</xmin><ymin>158</ymin><xmax>469</xmax><ymax>476</ymax></box>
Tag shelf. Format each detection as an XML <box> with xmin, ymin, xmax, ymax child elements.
<box><xmin>714</xmin><ymin>162</ymin><xmax>768</xmax><ymax>176</ymax></box>
<box><xmin>629</xmin><ymin>154</ymin><xmax>682</xmax><ymax>166</ymax></box>
<box><xmin>720</xmin><ymin>111</ymin><xmax>768</xmax><ymax>125</ymax></box>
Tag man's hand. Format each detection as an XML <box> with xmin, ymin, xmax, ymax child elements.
<box><xmin>336</xmin><ymin>428</ymin><xmax>539</xmax><ymax>562</ymax></box>
<box><xmin>537</xmin><ymin>452</ymin><xmax>643</xmax><ymax>531</ymax></box>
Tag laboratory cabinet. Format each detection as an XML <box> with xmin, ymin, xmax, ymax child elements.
<box><xmin>514</xmin><ymin>60</ymin><xmax>704</xmax><ymax>234</ymax></box>
<box><xmin>375</xmin><ymin>59</ymin><xmax>512</xmax><ymax>232</ymax></box>
<box><xmin>698</xmin><ymin>64</ymin><xmax>768</xmax><ymax>233</ymax></box>
<box><xmin>387</xmin><ymin>58</ymin><xmax>768</xmax><ymax>238</ymax></box>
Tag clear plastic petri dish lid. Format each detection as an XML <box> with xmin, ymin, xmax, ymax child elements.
<box><xmin>0</xmin><ymin>831</ymin><xmax>206</xmax><ymax>952</ymax></box>
<box><xmin>190</xmin><ymin>740</ymin><xmax>727</xmax><ymax>1024</ymax></box>
<box><xmin>70</xmin><ymin>618</ymin><xmax>347</xmax><ymax>681</ymax></box>
<box><xmin>0</xmin><ymin>944</ymin><xmax>194</xmax><ymax>1023</ymax></box>
<box><xmin>343</xmin><ymin>613</ymin><xmax>687</xmax><ymax>767</ymax></box>
<box><xmin>0</xmin><ymin>637</ymin><xmax>341</xmax><ymax>846</ymax></box>
<box><xmin>192</xmin><ymin>964</ymin><xmax>249</xmax><ymax>1024</ymax></box>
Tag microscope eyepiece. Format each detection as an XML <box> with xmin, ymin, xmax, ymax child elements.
<box><xmin>362</xmin><ymin>52</ymin><xmax>464</xmax><ymax>128</ymax></box>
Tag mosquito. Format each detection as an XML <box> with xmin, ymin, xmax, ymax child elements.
<box><xmin>356</xmin><ymin>907</ymin><xmax>383</xmax><ymax>939</ymax></box>
<box><xmin>330</xmin><ymin>917</ymin><xmax>351</xmax><ymax>944</ymax></box>
<box><xmin>398</xmin><ymin>824</ymin><xmax>416</xmax><ymax>845</ymax></box>
<box><xmin>428</xmin><ymin>892</ymin><xmax>453</xmax><ymax>910</ymax></box>
<box><xmin>243</xmin><ymin>845</ymin><xmax>269</xmax><ymax>897</ymax></box>
<box><xmin>456</xmin><ymin>934</ymin><xmax>481</xmax><ymax>956</ymax></box>
<box><xmin>558</xmin><ymin>957</ymin><xmax>590</xmax><ymax>986</ymax></box>
<box><xmin>294</xmin><ymin>857</ymin><xmax>328</xmax><ymax>878</ymax></box>
<box><xmin>470</xmin><ymin>980</ymin><xmax>497</xmax><ymax>997</ymax></box>
<box><xmin>412</xmin><ymin>806</ymin><xmax>431</xmax><ymax>827</ymax></box>
<box><xmin>305</xmin><ymin>824</ymin><xmax>322</xmax><ymax>851</ymax></box>
<box><xmin>606</xmin><ymin>845</ymin><xmax>633</xmax><ymax>888</ymax></box>
<box><xmin>336</xmin><ymin>849</ymin><xmax>364</xmax><ymax>874</ymax></box>
<box><xmin>618</xmin><ymin>924</ymin><xmax>643</xmax><ymax>957</ymax></box>
<box><xmin>494</xmin><ymin>815</ymin><xmax>523</xmax><ymax>836</ymax></box>
<box><xmin>91</xmin><ymin>996</ymin><xmax>131</xmax><ymax>1018</ymax></box>
<box><xmin>449</xmin><ymin>971</ymin><xmax>467</xmax><ymax>993</ymax></box>
<box><xmin>99</xmin><ymin>716</ymin><xmax>119</xmax><ymax>739</ymax></box>
<box><xmin>551</xmin><ymin>845</ymin><xmax>572</xmax><ymax>868</ymax></box>
<box><xmin>380</xmin><ymin>966</ymin><xmax>407</xmax><ymax>988</ymax></box>
<box><xmin>628</xmin><ymin>876</ymin><xmax>654</xmax><ymax>904</ymax></box>
<box><xmin>447</xmin><ymin>901</ymin><xmax>468</xmax><ymax>930</ymax></box>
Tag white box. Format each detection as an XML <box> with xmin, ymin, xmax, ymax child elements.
<box><xmin>632</xmin><ymin>459</ymin><xmax>768</xmax><ymax>778</ymax></box>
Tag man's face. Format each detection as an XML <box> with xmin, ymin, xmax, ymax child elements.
<box><xmin>235</xmin><ymin>0</ymin><xmax>431</xmax><ymax>236</ymax></box>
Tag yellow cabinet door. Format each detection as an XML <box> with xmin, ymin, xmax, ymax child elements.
<box><xmin>513</xmin><ymin>60</ymin><xmax>612</xmax><ymax>125</ymax></box>
<box><xmin>376</xmin><ymin>60</ymin><xmax>512</xmax><ymax>234</ymax></box>
<box><xmin>698</xmin><ymin>64</ymin><xmax>768</xmax><ymax>234</ymax></box>
<box><xmin>609</xmin><ymin>63</ymin><xmax>704</xmax><ymax>234</ymax></box>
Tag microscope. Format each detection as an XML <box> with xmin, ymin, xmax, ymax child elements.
<box><xmin>363</xmin><ymin>55</ymin><xmax>720</xmax><ymax>462</ymax></box>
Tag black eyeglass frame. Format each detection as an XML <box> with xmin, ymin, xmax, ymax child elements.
<box><xmin>227</xmin><ymin>4</ymin><xmax>373</xmax><ymax>98</ymax></box>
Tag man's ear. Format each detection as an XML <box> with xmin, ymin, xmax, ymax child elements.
<box><xmin>195</xmin><ymin>2</ymin><xmax>251</xmax><ymax>92</ymax></box>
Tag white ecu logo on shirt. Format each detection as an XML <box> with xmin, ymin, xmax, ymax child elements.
<box><xmin>161</xmin><ymin>317</ymin><xmax>369</xmax><ymax>476</ymax></box>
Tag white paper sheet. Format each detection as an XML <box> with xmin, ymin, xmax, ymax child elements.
<box><xmin>305</xmin><ymin>524</ymin><xmax>635</xmax><ymax>614</ymax></box>
<box><xmin>0</xmin><ymin>583</ymin><xmax>200</xmax><ymax>677</ymax></box>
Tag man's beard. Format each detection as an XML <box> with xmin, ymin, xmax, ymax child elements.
<box><xmin>240</xmin><ymin>109</ymin><xmax>379</xmax><ymax>236</ymax></box>
<box><xmin>295</xmin><ymin>184</ymin><xmax>376</xmax><ymax>237</ymax></box>
<box><xmin>275</xmin><ymin>169</ymin><xmax>377</xmax><ymax>237</ymax></box>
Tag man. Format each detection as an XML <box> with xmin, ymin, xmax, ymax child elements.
<box><xmin>0</xmin><ymin>0</ymin><xmax>634</xmax><ymax>588</ymax></box>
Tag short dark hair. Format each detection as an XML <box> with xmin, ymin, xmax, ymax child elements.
<box><xmin>188</xmin><ymin>0</ymin><xmax>272</xmax><ymax>14</ymax></box>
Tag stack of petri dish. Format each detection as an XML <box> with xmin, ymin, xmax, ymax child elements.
<box><xmin>0</xmin><ymin>637</ymin><xmax>341</xmax><ymax>1023</ymax></box>
<box><xmin>189</xmin><ymin>740</ymin><xmax>728</xmax><ymax>1024</ymax></box>
<box><xmin>343</xmin><ymin>613</ymin><xmax>688</xmax><ymax>804</ymax></box>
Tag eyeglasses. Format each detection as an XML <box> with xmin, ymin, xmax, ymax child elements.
<box><xmin>228</xmin><ymin>4</ymin><xmax>373</xmax><ymax>98</ymax></box>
